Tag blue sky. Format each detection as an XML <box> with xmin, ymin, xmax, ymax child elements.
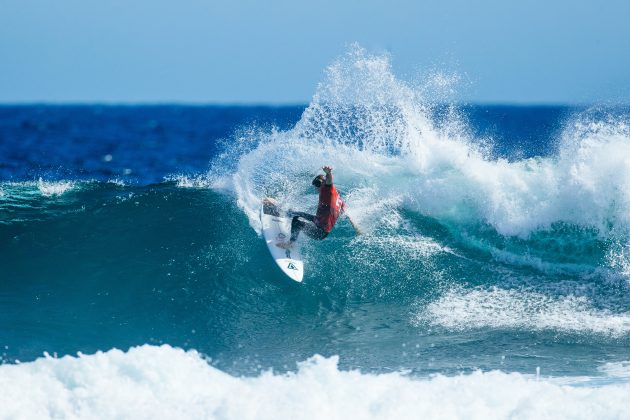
<box><xmin>1</xmin><ymin>0</ymin><xmax>629</xmax><ymax>104</ymax></box>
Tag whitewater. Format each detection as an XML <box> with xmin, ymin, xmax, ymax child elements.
<box><xmin>2</xmin><ymin>47</ymin><xmax>630</xmax><ymax>418</ymax></box>
<box><xmin>2</xmin><ymin>345</ymin><xmax>630</xmax><ymax>420</ymax></box>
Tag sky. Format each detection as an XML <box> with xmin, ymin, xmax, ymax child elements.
<box><xmin>1</xmin><ymin>0</ymin><xmax>629</xmax><ymax>104</ymax></box>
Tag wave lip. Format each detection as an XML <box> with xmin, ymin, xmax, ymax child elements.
<box><xmin>2</xmin><ymin>345</ymin><xmax>630</xmax><ymax>420</ymax></box>
<box><xmin>220</xmin><ymin>46</ymin><xmax>630</xmax><ymax>259</ymax></box>
<box><xmin>36</xmin><ymin>178</ymin><xmax>75</xmax><ymax>196</ymax></box>
<box><xmin>0</xmin><ymin>179</ymin><xmax>76</xmax><ymax>200</ymax></box>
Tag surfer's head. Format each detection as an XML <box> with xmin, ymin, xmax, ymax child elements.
<box><xmin>312</xmin><ymin>175</ymin><xmax>325</xmax><ymax>188</ymax></box>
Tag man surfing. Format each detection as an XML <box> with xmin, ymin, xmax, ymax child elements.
<box><xmin>276</xmin><ymin>166</ymin><xmax>361</xmax><ymax>249</ymax></box>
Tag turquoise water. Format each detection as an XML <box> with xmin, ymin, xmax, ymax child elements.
<box><xmin>2</xmin><ymin>181</ymin><xmax>629</xmax><ymax>378</ymax></box>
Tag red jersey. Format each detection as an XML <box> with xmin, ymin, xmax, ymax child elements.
<box><xmin>314</xmin><ymin>184</ymin><xmax>345</xmax><ymax>233</ymax></box>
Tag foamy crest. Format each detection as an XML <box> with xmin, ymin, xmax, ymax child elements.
<box><xmin>1</xmin><ymin>345</ymin><xmax>630</xmax><ymax>420</ymax></box>
<box><xmin>227</xmin><ymin>46</ymin><xmax>453</xmax><ymax>234</ymax></box>
<box><xmin>106</xmin><ymin>178</ymin><xmax>127</xmax><ymax>187</ymax></box>
<box><xmin>599</xmin><ymin>361</ymin><xmax>630</xmax><ymax>379</ymax></box>
<box><xmin>167</xmin><ymin>174</ymin><xmax>212</xmax><ymax>188</ymax></box>
<box><xmin>222</xmin><ymin>46</ymin><xmax>630</xmax><ymax>254</ymax></box>
<box><xmin>417</xmin><ymin>287</ymin><xmax>630</xmax><ymax>336</ymax></box>
<box><xmin>37</xmin><ymin>178</ymin><xmax>75</xmax><ymax>197</ymax></box>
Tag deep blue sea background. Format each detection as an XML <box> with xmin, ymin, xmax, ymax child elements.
<box><xmin>0</xmin><ymin>104</ymin><xmax>563</xmax><ymax>184</ymax></box>
<box><xmin>2</xmin><ymin>102</ymin><xmax>630</xmax><ymax>384</ymax></box>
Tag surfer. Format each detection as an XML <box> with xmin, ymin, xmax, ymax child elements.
<box><xmin>277</xmin><ymin>166</ymin><xmax>360</xmax><ymax>249</ymax></box>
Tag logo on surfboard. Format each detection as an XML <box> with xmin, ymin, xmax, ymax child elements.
<box><xmin>287</xmin><ymin>262</ymin><xmax>298</xmax><ymax>270</ymax></box>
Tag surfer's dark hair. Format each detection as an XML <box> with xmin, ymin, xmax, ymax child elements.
<box><xmin>312</xmin><ymin>175</ymin><xmax>325</xmax><ymax>188</ymax></box>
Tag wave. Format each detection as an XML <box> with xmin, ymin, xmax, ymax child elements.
<box><xmin>0</xmin><ymin>179</ymin><xmax>77</xmax><ymax>201</ymax></box>
<box><xmin>3</xmin><ymin>179</ymin><xmax>628</xmax><ymax>357</ymax></box>
<box><xmin>209</xmin><ymin>46</ymin><xmax>630</xmax><ymax>277</ymax></box>
<box><xmin>0</xmin><ymin>179</ymin><xmax>131</xmax><ymax>225</ymax></box>
<box><xmin>1</xmin><ymin>345</ymin><xmax>629</xmax><ymax>420</ymax></box>
<box><xmin>4</xmin><ymin>48</ymin><xmax>630</xmax><ymax>382</ymax></box>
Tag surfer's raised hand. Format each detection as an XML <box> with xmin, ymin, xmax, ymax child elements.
<box><xmin>323</xmin><ymin>166</ymin><xmax>333</xmax><ymax>185</ymax></box>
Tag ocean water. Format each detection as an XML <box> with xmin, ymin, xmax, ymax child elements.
<box><xmin>2</xmin><ymin>49</ymin><xmax>630</xmax><ymax>418</ymax></box>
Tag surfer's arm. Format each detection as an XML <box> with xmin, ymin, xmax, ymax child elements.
<box><xmin>323</xmin><ymin>166</ymin><xmax>333</xmax><ymax>185</ymax></box>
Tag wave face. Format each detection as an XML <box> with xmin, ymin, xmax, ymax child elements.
<box><xmin>3</xmin><ymin>47</ymin><xmax>630</xmax><ymax>417</ymax></box>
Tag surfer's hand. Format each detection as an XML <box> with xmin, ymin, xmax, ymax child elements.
<box><xmin>323</xmin><ymin>166</ymin><xmax>332</xmax><ymax>174</ymax></box>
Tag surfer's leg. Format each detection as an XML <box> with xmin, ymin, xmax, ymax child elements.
<box><xmin>277</xmin><ymin>215</ymin><xmax>315</xmax><ymax>249</ymax></box>
<box><xmin>302</xmin><ymin>223</ymin><xmax>328</xmax><ymax>240</ymax></box>
<box><xmin>289</xmin><ymin>213</ymin><xmax>317</xmax><ymax>241</ymax></box>
<box><xmin>279</xmin><ymin>217</ymin><xmax>326</xmax><ymax>249</ymax></box>
<box><xmin>290</xmin><ymin>216</ymin><xmax>307</xmax><ymax>242</ymax></box>
<box><xmin>263</xmin><ymin>198</ymin><xmax>281</xmax><ymax>216</ymax></box>
<box><xmin>288</xmin><ymin>211</ymin><xmax>313</xmax><ymax>219</ymax></box>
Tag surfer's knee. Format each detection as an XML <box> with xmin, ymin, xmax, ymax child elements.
<box><xmin>291</xmin><ymin>216</ymin><xmax>303</xmax><ymax>229</ymax></box>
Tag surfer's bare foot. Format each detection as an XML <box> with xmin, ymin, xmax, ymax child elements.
<box><xmin>276</xmin><ymin>241</ymin><xmax>294</xmax><ymax>250</ymax></box>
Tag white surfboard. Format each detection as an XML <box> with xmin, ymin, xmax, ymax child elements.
<box><xmin>260</xmin><ymin>198</ymin><xmax>304</xmax><ymax>282</ymax></box>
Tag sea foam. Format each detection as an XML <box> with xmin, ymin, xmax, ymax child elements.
<box><xmin>37</xmin><ymin>178</ymin><xmax>75</xmax><ymax>197</ymax></box>
<box><xmin>417</xmin><ymin>287</ymin><xmax>630</xmax><ymax>337</ymax></box>
<box><xmin>1</xmin><ymin>345</ymin><xmax>629</xmax><ymax>420</ymax></box>
<box><xmin>223</xmin><ymin>46</ymin><xmax>630</xmax><ymax>247</ymax></box>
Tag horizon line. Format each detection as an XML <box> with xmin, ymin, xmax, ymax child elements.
<box><xmin>1</xmin><ymin>100</ymin><xmax>628</xmax><ymax>108</ymax></box>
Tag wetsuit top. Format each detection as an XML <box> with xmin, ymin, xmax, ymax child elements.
<box><xmin>314</xmin><ymin>184</ymin><xmax>345</xmax><ymax>233</ymax></box>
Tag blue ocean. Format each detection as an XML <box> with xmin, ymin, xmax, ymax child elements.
<box><xmin>2</xmin><ymin>51</ymin><xmax>630</xmax><ymax>418</ymax></box>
